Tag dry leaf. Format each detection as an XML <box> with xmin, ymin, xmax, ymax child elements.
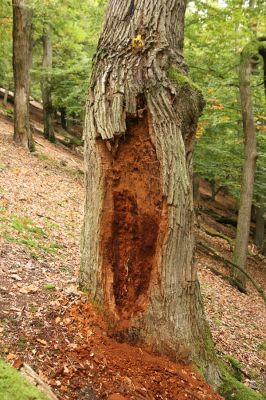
<box><xmin>6</xmin><ymin>353</ymin><xmax>17</xmax><ymax>360</ymax></box>
<box><xmin>37</xmin><ymin>339</ymin><xmax>47</xmax><ymax>346</ymax></box>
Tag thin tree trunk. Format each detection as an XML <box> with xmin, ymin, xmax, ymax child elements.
<box><xmin>254</xmin><ymin>40</ymin><xmax>266</xmax><ymax>254</ymax></box>
<box><xmin>251</xmin><ymin>204</ymin><xmax>257</xmax><ymax>222</ymax></box>
<box><xmin>232</xmin><ymin>46</ymin><xmax>257</xmax><ymax>287</ymax></box>
<box><xmin>233</xmin><ymin>39</ymin><xmax>266</xmax><ymax>286</ymax></box>
<box><xmin>59</xmin><ymin>107</ymin><xmax>67</xmax><ymax>130</ymax></box>
<box><xmin>42</xmin><ymin>24</ymin><xmax>55</xmax><ymax>143</ymax></box>
<box><xmin>3</xmin><ymin>88</ymin><xmax>9</xmax><ymax>106</ymax></box>
<box><xmin>254</xmin><ymin>201</ymin><xmax>265</xmax><ymax>250</ymax></box>
<box><xmin>263</xmin><ymin>237</ymin><xmax>266</xmax><ymax>256</ymax></box>
<box><xmin>80</xmin><ymin>0</ymin><xmax>219</xmax><ymax>387</ymax></box>
<box><xmin>193</xmin><ymin>173</ymin><xmax>200</xmax><ymax>204</ymax></box>
<box><xmin>12</xmin><ymin>0</ymin><xmax>34</xmax><ymax>151</ymax></box>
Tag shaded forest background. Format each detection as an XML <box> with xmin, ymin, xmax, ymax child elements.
<box><xmin>1</xmin><ymin>0</ymin><xmax>265</xmax><ymax>212</ymax></box>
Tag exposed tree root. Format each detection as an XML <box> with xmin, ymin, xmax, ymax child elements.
<box><xmin>204</xmin><ymin>264</ymin><xmax>246</xmax><ymax>293</ymax></box>
<box><xmin>197</xmin><ymin>240</ymin><xmax>266</xmax><ymax>305</ymax></box>
<box><xmin>202</xmin><ymin>227</ymin><xmax>233</xmax><ymax>248</ymax></box>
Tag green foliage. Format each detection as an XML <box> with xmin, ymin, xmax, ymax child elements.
<box><xmin>1</xmin><ymin>0</ymin><xmax>266</xmax><ymax>210</ymax></box>
<box><xmin>0</xmin><ymin>212</ymin><xmax>60</xmax><ymax>256</ymax></box>
<box><xmin>43</xmin><ymin>283</ymin><xmax>56</xmax><ymax>290</ymax></box>
<box><xmin>258</xmin><ymin>340</ymin><xmax>266</xmax><ymax>351</ymax></box>
<box><xmin>0</xmin><ymin>0</ymin><xmax>106</xmax><ymax>121</ymax></box>
<box><xmin>0</xmin><ymin>2</ymin><xmax>12</xmax><ymax>89</ymax></box>
<box><xmin>0</xmin><ymin>104</ymin><xmax>14</xmax><ymax>118</ymax></box>
<box><xmin>30</xmin><ymin>0</ymin><xmax>107</xmax><ymax>119</ymax></box>
<box><xmin>0</xmin><ymin>359</ymin><xmax>49</xmax><ymax>400</ymax></box>
<box><xmin>186</xmin><ymin>0</ymin><xmax>266</xmax><ymax>207</ymax></box>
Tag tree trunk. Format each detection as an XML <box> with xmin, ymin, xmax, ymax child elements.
<box><xmin>42</xmin><ymin>24</ymin><xmax>55</xmax><ymax>143</ymax></box>
<box><xmin>263</xmin><ymin>237</ymin><xmax>266</xmax><ymax>256</ymax></box>
<box><xmin>232</xmin><ymin>45</ymin><xmax>257</xmax><ymax>288</ymax></box>
<box><xmin>254</xmin><ymin>202</ymin><xmax>265</xmax><ymax>250</ymax></box>
<box><xmin>193</xmin><ymin>173</ymin><xmax>200</xmax><ymax>204</ymax></box>
<box><xmin>251</xmin><ymin>203</ymin><xmax>257</xmax><ymax>222</ymax></box>
<box><xmin>12</xmin><ymin>0</ymin><xmax>34</xmax><ymax>151</ymax></box>
<box><xmin>80</xmin><ymin>0</ymin><xmax>219</xmax><ymax>387</ymax></box>
<box><xmin>232</xmin><ymin>39</ymin><xmax>266</xmax><ymax>287</ymax></box>
<box><xmin>3</xmin><ymin>88</ymin><xmax>9</xmax><ymax>106</ymax></box>
<box><xmin>59</xmin><ymin>107</ymin><xmax>67</xmax><ymax>130</ymax></box>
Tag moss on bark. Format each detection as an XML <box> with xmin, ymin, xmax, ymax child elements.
<box><xmin>167</xmin><ymin>66</ymin><xmax>202</xmax><ymax>94</ymax></box>
<box><xmin>218</xmin><ymin>362</ymin><xmax>264</xmax><ymax>400</ymax></box>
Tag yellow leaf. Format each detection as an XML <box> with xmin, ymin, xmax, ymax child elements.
<box><xmin>196</xmin><ymin>123</ymin><xmax>204</xmax><ymax>139</ymax></box>
<box><xmin>256</xmin><ymin>125</ymin><xmax>266</xmax><ymax>131</ymax></box>
<box><xmin>6</xmin><ymin>353</ymin><xmax>17</xmax><ymax>360</ymax></box>
<box><xmin>132</xmin><ymin>34</ymin><xmax>143</xmax><ymax>49</ymax></box>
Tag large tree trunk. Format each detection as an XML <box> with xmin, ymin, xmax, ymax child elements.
<box><xmin>12</xmin><ymin>0</ymin><xmax>34</xmax><ymax>151</ymax></box>
<box><xmin>42</xmin><ymin>24</ymin><xmax>55</xmax><ymax>143</ymax></box>
<box><xmin>232</xmin><ymin>39</ymin><xmax>266</xmax><ymax>287</ymax></box>
<box><xmin>80</xmin><ymin>0</ymin><xmax>219</xmax><ymax>387</ymax></box>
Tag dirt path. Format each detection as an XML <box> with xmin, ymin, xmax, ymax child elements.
<box><xmin>0</xmin><ymin>112</ymin><xmax>265</xmax><ymax>399</ymax></box>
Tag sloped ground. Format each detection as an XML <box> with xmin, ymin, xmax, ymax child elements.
<box><xmin>0</xmin><ymin>112</ymin><xmax>265</xmax><ymax>399</ymax></box>
<box><xmin>195</xmin><ymin>186</ymin><xmax>266</xmax><ymax>393</ymax></box>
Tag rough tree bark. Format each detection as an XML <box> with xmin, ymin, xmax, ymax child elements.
<box><xmin>80</xmin><ymin>0</ymin><xmax>219</xmax><ymax>386</ymax></box>
<box><xmin>42</xmin><ymin>24</ymin><xmax>55</xmax><ymax>143</ymax></box>
<box><xmin>232</xmin><ymin>39</ymin><xmax>266</xmax><ymax>287</ymax></box>
<box><xmin>12</xmin><ymin>0</ymin><xmax>34</xmax><ymax>151</ymax></box>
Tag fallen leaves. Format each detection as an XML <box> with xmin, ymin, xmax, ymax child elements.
<box><xmin>19</xmin><ymin>284</ymin><xmax>39</xmax><ymax>294</ymax></box>
<box><xmin>10</xmin><ymin>273</ymin><xmax>22</xmax><ymax>281</ymax></box>
<box><xmin>0</xmin><ymin>114</ymin><xmax>265</xmax><ymax>399</ymax></box>
<box><xmin>6</xmin><ymin>353</ymin><xmax>17</xmax><ymax>361</ymax></box>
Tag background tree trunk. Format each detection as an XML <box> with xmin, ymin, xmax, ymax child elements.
<box><xmin>12</xmin><ymin>0</ymin><xmax>34</xmax><ymax>151</ymax></box>
<box><xmin>193</xmin><ymin>173</ymin><xmax>200</xmax><ymax>204</ymax></box>
<box><xmin>3</xmin><ymin>87</ymin><xmax>9</xmax><ymax>106</ymax></box>
<box><xmin>254</xmin><ymin>201</ymin><xmax>265</xmax><ymax>250</ymax></box>
<box><xmin>232</xmin><ymin>45</ymin><xmax>257</xmax><ymax>288</ymax></box>
<box><xmin>42</xmin><ymin>24</ymin><xmax>55</xmax><ymax>143</ymax></box>
<box><xmin>80</xmin><ymin>0</ymin><xmax>219</xmax><ymax>387</ymax></box>
<box><xmin>232</xmin><ymin>39</ymin><xmax>266</xmax><ymax>286</ymax></box>
<box><xmin>59</xmin><ymin>107</ymin><xmax>67</xmax><ymax>130</ymax></box>
<box><xmin>263</xmin><ymin>237</ymin><xmax>266</xmax><ymax>256</ymax></box>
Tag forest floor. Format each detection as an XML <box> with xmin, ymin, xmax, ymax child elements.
<box><xmin>0</xmin><ymin>109</ymin><xmax>265</xmax><ymax>400</ymax></box>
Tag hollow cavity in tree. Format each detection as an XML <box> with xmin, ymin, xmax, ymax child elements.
<box><xmin>99</xmin><ymin>113</ymin><xmax>166</xmax><ymax>321</ymax></box>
